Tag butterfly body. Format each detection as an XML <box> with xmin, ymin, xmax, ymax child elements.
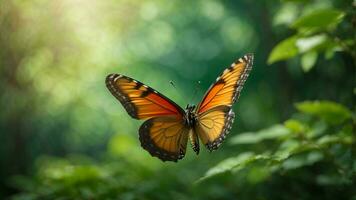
<box><xmin>106</xmin><ymin>54</ymin><xmax>253</xmax><ymax>162</ymax></box>
<box><xmin>184</xmin><ymin>104</ymin><xmax>201</xmax><ymax>154</ymax></box>
<box><xmin>184</xmin><ymin>104</ymin><xmax>197</xmax><ymax>127</ymax></box>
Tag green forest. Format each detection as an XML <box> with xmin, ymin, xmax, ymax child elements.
<box><xmin>0</xmin><ymin>0</ymin><xmax>355</xmax><ymax>199</ymax></box>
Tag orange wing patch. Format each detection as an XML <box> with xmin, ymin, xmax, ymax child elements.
<box><xmin>195</xmin><ymin>105</ymin><xmax>235</xmax><ymax>151</ymax></box>
<box><xmin>106</xmin><ymin>74</ymin><xmax>184</xmax><ymax>120</ymax></box>
<box><xmin>197</xmin><ymin>54</ymin><xmax>253</xmax><ymax>113</ymax></box>
<box><xmin>139</xmin><ymin>116</ymin><xmax>189</xmax><ymax>162</ymax></box>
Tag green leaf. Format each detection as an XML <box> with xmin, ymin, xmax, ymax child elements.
<box><xmin>275</xmin><ymin>140</ymin><xmax>320</xmax><ymax>162</ymax></box>
<box><xmin>295</xmin><ymin>101</ymin><xmax>352</xmax><ymax>125</ymax></box>
<box><xmin>230</xmin><ymin>125</ymin><xmax>290</xmax><ymax>145</ymax></box>
<box><xmin>301</xmin><ymin>51</ymin><xmax>318</xmax><ymax>72</ymax></box>
<box><xmin>197</xmin><ymin>153</ymin><xmax>271</xmax><ymax>182</ymax></box>
<box><xmin>292</xmin><ymin>9</ymin><xmax>345</xmax><ymax>30</ymax></box>
<box><xmin>268</xmin><ymin>36</ymin><xmax>298</xmax><ymax>64</ymax></box>
<box><xmin>296</xmin><ymin>34</ymin><xmax>342</xmax><ymax>55</ymax></box>
<box><xmin>307</xmin><ymin>120</ymin><xmax>327</xmax><ymax>138</ymax></box>
<box><xmin>282</xmin><ymin>151</ymin><xmax>324</xmax><ymax>170</ymax></box>
<box><xmin>296</xmin><ymin>34</ymin><xmax>327</xmax><ymax>53</ymax></box>
<box><xmin>258</xmin><ymin>125</ymin><xmax>291</xmax><ymax>139</ymax></box>
<box><xmin>317</xmin><ymin>135</ymin><xmax>354</xmax><ymax>147</ymax></box>
<box><xmin>229</xmin><ymin>132</ymin><xmax>261</xmax><ymax>144</ymax></box>
<box><xmin>284</xmin><ymin>119</ymin><xmax>306</xmax><ymax>134</ymax></box>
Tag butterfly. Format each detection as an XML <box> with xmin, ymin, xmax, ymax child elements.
<box><xmin>106</xmin><ymin>54</ymin><xmax>253</xmax><ymax>162</ymax></box>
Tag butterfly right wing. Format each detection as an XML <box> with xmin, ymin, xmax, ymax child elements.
<box><xmin>195</xmin><ymin>105</ymin><xmax>235</xmax><ymax>151</ymax></box>
<box><xmin>197</xmin><ymin>54</ymin><xmax>253</xmax><ymax>113</ymax></box>
<box><xmin>139</xmin><ymin>116</ymin><xmax>189</xmax><ymax>162</ymax></box>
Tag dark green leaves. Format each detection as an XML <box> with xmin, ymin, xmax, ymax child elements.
<box><xmin>199</xmin><ymin>101</ymin><xmax>354</xmax><ymax>182</ymax></box>
<box><xmin>268</xmin><ymin>8</ymin><xmax>348</xmax><ymax>72</ymax></box>
<box><xmin>197</xmin><ymin>153</ymin><xmax>271</xmax><ymax>183</ymax></box>
<box><xmin>295</xmin><ymin>101</ymin><xmax>352</xmax><ymax>125</ymax></box>
<box><xmin>229</xmin><ymin>125</ymin><xmax>290</xmax><ymax>144</ymax></box>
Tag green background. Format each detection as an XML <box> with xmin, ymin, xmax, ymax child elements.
<box><xmin>0</xmin><ymin>0</ymin><xmax>354</xmax><ymax>199</ymax></box>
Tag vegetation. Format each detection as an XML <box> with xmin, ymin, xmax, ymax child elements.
<box><xmin>0</xmin><ymin>0</ymin><xmax>354</xmax><ymax>199</ymax></box>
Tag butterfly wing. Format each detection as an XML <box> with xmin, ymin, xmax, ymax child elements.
<box><xmin>106</xmin><ymin>74</ymin><xmax>185</xmax><ymax>119</ymax></box>
<box><xmin>106</xmin><ymin>74</ymin><xmax>188</xmax><ymax>161</ymax></box>
<box><xmin>139</xmin><ymin>116</ymin><xmax>189</xmax><ymax>162</ymax></box>
<box><xmin>195</xmin><ymin>105</ymin><xmax>235</xmax><ymax>151</ymax></box>
<box><xmin>197</xmin><ymin>54</ymin><xmax>253</xmax><ymax>114</ymax></box>
<box><xmin>195</xmin><ymin>54</ymin><xmax>253</xmax><ymax>151</ymax></box>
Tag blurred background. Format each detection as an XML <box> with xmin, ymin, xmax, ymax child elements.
<box><xmin>0</xmin><ymin>0</ymin><xmax>355</xmax><ymax>199</ymax></box>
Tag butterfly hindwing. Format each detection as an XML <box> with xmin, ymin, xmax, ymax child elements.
<box><xmin>139</xmin><ymin>116</ymin><xmax>189</xmax><ymax>162</ymax></box>
<box><xmin>106</xmin><ymin>74</ymin><xmax>184</xmax><ymax>119</ymax></box>
<box><xmin>195</xmin><ymin>105</ymin><xmax>235</xmax><ymax>151</ymax></box>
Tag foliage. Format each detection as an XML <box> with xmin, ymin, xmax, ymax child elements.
<box><xmin>199</xmin><ymin>101</ymin><xmax>354</xmax><ymax>182</ymax></box>
<box><xmin>268</xmin><ymin>5</ymin><xmax>354</xmax><ymax>72</ymax></box>
<box><xmin>9</xmin><ymin>101</ymin><xmax>355</xmax><ymax>200</ymax></box>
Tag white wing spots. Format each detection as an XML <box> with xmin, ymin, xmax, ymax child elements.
<box><xmin>223</xmin><ymin>69</ymin><xmax>229</xmax><ymax>74</ymax></box>
<box><xmin>133</xmin><ymin>80</ymin><xmax>138</xmax><ymax>83</ymax></box>
<box><xmin>231</xmin><ymin>54</ymin><xmax>253</xmax><ymax>104</ymax></box>
<box><xmin>143</xmin><ymin>85</ymin><xmax>148</xmax><ymax>88</ymax></box>
<box><xmin>113</xmin><ymin>74</ymin><xmax>121</xmax><ymax>82</ymax></box>
<box><xmin>154</xmin><ymin>90</ymin><xmax>158</xmax><ymax>94</ymax></box>
<box><xmin>238</xmin><ymin>58</ymin><xmax>243</xmax><ymax>63</ymax></box>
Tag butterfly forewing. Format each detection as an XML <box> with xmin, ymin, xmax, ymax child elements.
<box><xmin>139</xmin><ymin>116</ymin><xmax>189</xmax><ymax>162</ymax></box>
<box><xmin>106</xmin><ymin>74</ymin><xmax>184</xmax><ymax>120</ymax></box>
<box><xmin>197</xmin><ymin>54</ymin><xmax>253</xmax><ymax>113</ymax></box>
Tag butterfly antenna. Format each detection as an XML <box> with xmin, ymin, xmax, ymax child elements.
<box><xmin>169</xmin><ymin>80</ymin><xmax>185</xmax><ymax>102</ymax></box>
<box><xmin>190</xmin><ymin>80</ymin><xmax>201</xmax><ymax>104</ymax></box>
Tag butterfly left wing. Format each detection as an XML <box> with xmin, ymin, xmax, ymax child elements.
<box><xmin>195</xmin><ymin>54</ymin><xmax>253</xmax><ymax>151</ymax></box>
<box><xmin>139</xmin><ymin>116</ymin><xmax>189</xmax><ymax>162</ymax></box>
<box><xmin>106</xmin><ymin>74</ymin><xmax>185</xmax><ymax>120</ymax></box>
<box><xmin>106</xmin><ymin>74</ymin><xmax>189</xmax><ymax>162</ymax></box>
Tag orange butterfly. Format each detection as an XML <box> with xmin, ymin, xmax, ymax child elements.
<box><xmin>106</xmin><ymin>54</ymin><xmax>253</xmax><ymax>162</ymax></box>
